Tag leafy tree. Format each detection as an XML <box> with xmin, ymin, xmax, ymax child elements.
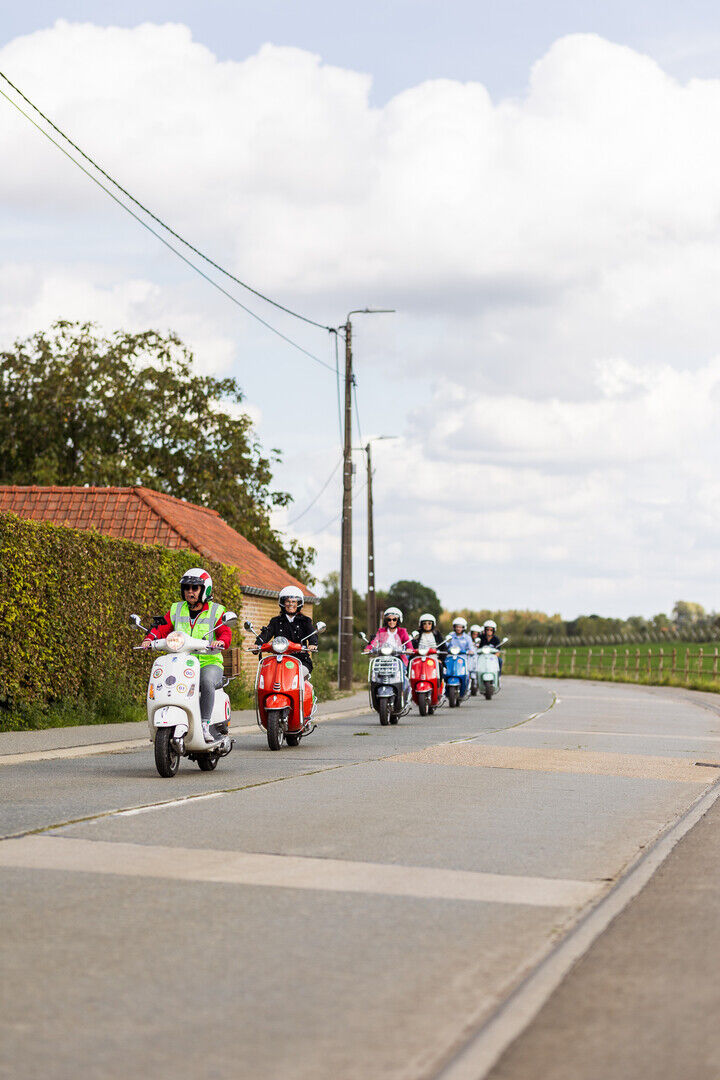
<box><xmin>386</xmin><ymin>579</ymin><xmax>442</xmax><ymax>630</ymax></box>
<box><xmin>672</xmin><ymin>601</ymin><xmax>706</xmax><ymax>628</ymax></box>
<box><xmin>0</xmin><ymin>321</ymin><xmax>315</xmax><ymax>581</ymax></box>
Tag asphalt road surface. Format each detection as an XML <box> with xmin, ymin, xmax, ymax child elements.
<box><xmin>2</xmin><ymin>677</ymin><xmax>720</xmax><ymax>1080</ymax></box>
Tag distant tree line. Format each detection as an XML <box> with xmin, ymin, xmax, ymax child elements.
<box><xmin>315</xmin><ymin>575</ymin><xmax>720</xmax><ymax>650</ymax></box>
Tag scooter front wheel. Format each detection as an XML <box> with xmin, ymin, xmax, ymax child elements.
<box><xmin>447</xmin><ymin>686</ymin><xmax>459</xmax><ymax>708</ymax></box>
<box><xmin>154</xmin><ymin>728</ymin><xmax>180</xmax><ymax>777</ymax></box>
<box><xmin>378</xmin><ymin>699</ymin><xmax>391</xmax><ymax>726</ymax></box>
<box><xmin>418</xmin><ymin>692</ymin><xmax>429</xmax><ymax>717</ymax></box>
<box><xmin>266</xmin><ymin>709</ymin><xmax>285</xmax><ymax>750</ymax></box>
<box><xmin>484</xmin><ymin>682</ymin><xmax>494</xmax><ymax>700</ymax></box>
<box><xmin>470</xmin><ymin>680</ymin><xmax>478</xmax><ymax>697</ymax></box>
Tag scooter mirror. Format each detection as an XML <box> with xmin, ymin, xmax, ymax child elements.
<box><xmin>359</xmin><ymin>632</ymin><xmax>369</xmax><ymax>643</ymax></box>
<box><xmin>129</xmin><ymin>614</ymin><xmax>142</xmax><ymax>628</ymax></box>
<box><xmin>499</xmin><ymin>636</ymin><xmax>509</xmax><ymax>646</ymax></box>
<box><xmin>222</xmin><ymin>611</ymin><xmax>239</xmax><ymax>628</ymax></box>
<box><xmin>316</xmin><ymin>621</ymin><xmax>326</xmax><ymax>633</ymax></box>
<box><xmin>411</xmin><ymin>630</ymin><xmax>419</xmax><ymax>639</ymax></box>
<box><xmin>243</xmin><ymin>621</ymin><xmax>253</xmax><ymax>632</ymax></box>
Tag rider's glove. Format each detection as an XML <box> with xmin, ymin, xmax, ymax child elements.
<box><xmin>141</xmin><ymin>638</ymin><xmax>153</xmax><ymax>650</ymax></box>
<box><xmin>210</xmin><ymin>641</ymin><xmax>226</xmax><ymax>650</ymax></box>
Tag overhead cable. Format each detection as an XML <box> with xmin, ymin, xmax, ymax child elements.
<box><xmin>0</xmin><ymin>84</ymin><xmax>335</xmax><ymax>374</ymax></box>
<box><xmin>286</xmin><ymin>455</ymin><xmax>342</xmax><ymax>526</ymax></box>
<box><xmin>0</xmin><ymin>69</ymin><xmax>333</xmax><ymax>332</ymax></box>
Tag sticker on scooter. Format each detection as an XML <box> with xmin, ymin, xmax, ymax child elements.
<box><xmin>184</xmin><ymin>669</ymin><xmax>194</xmax><ymax>679</ymax></box>
<box><xmin>177</xmin><ymin>684</ymin><xmax>187</xmax><ymax>694</ymax></box>
<box><xmin>165</xmin><ymin>675</ymin><xmax>176</xmax><ymax>685</ymax></box>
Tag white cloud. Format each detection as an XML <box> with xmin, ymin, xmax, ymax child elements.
<box><xmin>2</xmin><ymin>22</ymin><xmax>720</xmax><ymax>614</ymax></box>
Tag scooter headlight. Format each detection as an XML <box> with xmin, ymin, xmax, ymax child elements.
<box><xmin>166</xmin><ymin>631</ymin><xmax>185</xmax><ymax>652</ymax></box>
<box><xmin>273</xmin><ymin>636</ymin><xmax>289</xmax><ymax>654</ymax></box>
<box><xmin>380</xmin><ymin>644</ymin><xmax>393</xmax><ymax>656</ymax></box>
<box><xmin>418</xmin><ymin>647</ymin><xmax>428</xmax><ymax>656</ymax></box>
<box><xmin>450</xmin><ymin>646</ymin><xmax>460</xmax><ymax>656</ymax></box>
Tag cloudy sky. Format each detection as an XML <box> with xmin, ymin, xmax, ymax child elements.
<box><xmin>2</xmin><ymin>2</ymin><xmax>720</xmax><ymax>618</ymax></box>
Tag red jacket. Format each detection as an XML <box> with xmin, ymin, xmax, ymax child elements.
<box><xmin>143</xmin><ymin>603</ymin><xmax>232</xmax><ymax>648</ymax></box>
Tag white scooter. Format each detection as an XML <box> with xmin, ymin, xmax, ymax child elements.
<box><xmin>476</xmin><ymin>637</ymin><xmax>509</xmax><ymax>699</ymax></box>
<box><xmin>130</xmin><ymin>612</ymin><xmax>239</xmax><ymax>777</ymax></box>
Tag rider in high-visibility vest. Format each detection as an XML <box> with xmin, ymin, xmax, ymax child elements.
<box><xmin>141</xmin><ymin>567</ymin><xmax>231</xmax><ymax>741</ymax></box>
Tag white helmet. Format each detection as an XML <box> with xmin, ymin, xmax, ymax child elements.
<box><xmin>279</xmin><ymin>585</ymin><xmax>304</xmax><ymax>611</ymax></box>
<box><xmin>418</xmin><ymin>613</ymin><xmax>436</xmax><ymax>627</ymax></box>
<box><xmin>470</xmin><ymin>624</ymin><xmax>482</xmax><ymax>634</ymax></box>
<box><xmin>452</xmin><ymin>616</ymin><xmax>467</xmax><ymax>630</ymax></box>
<box><xmin>383</xmin><ymin>606</ymin><xmax>403</xmax><ymax>624</ymax></box>
<box><xmin>483</xmin><ymin>619</ymin><xmax>497</xmax><ymax>631</ymax></box>
<box><xmin>180</xmin><ymin>567</ymin><xmax>213</xmax><ymax>603</ymax></box>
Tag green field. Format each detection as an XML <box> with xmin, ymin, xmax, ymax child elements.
<box><xmin>505</xmin><ymin>640</ymin><xmax>720</xmax><ymax>691</ymax></box>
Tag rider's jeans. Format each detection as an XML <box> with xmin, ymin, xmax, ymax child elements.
<box><xmin>200</xmin><ymin>664</ymin><xmax>224</xmax><ymax>720</ymax></box>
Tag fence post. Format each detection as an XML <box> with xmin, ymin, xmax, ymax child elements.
<box><xmin>555</xmin><ymin>649</ymin><xmax>561</xmax><ymax>673</ymax></box>
<box><xmin>586</xmin><ymin>647</ymin><xmax>592</xmax><ymax>676</ymax></box>
<box><xmin>658</xmin><ymin>648</ymin><xmax>663</xmax><ymax>680</ymax></box>
<box><xmin>529</xmin><ymin>648</ymin><xmax>534</xmax><ymax>674</ymax></box>
<box><xmin>611</xmin><ymin>649</ymin><xmax>617</xmax><ymax>676</ymax></box>
<box><xmin>698</xmin><ymin>648</ymin><xmax>704</xmax><ymax>677</ymax></box>
<box><xmin>570</xmin><ymin>648</ymin><xmax>576</xmax><ymax>675</ymax></box>
<box><xmin>600</xmin><ymin>647</ymin><xmax>604</xmax><ymax>674</ymax></box>
<box><xmin>635</xmin><ymin>649</ymin><xmax>640</xmax><ymax>678</ymax></box>
<box><xmin>684</xmin><ymin>649</ymin><xmax>689</xmax><ymax>681</ymax></box>
<box><xmin>672</xmin><ymin>648</ymin><xmax>677</xmax><ymax>676</ymax></box>
<box><xmin>646</xmin><ymin>649</ymin><xmax>652</xmax><ymax>675</ymax></box>
<box><xmin>714</xmin><ymin>648</ymin><xmax>718</xmax><ymax>679</ymax></box>
<box><xmin>624</xmin><ymin>648</ymin><xmax>629</xmax><ymax>674</ymax></box>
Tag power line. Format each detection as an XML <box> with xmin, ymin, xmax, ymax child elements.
<box><xmin>352</xmin><ymin>380</ymin><xmax>364</xmax><ymax>446</ymax></box>
<box><xmin>304</xmin><ymin>474</ymin><xmax>368</xmax><ymax>535</ymax></box>
<box><xmin>285</xmin><ymin>455</ymin><xmax>342</xmax><ymax>525</ymax></box>
<box><xmin>0</xmin><ymin>83</ymin><xmax>336</xmax><ymax>374</ymax></box>
<box><xmin>0</xmin><ymin>69</ymin><xmax>332</xmax><ymax>332</ymax></box>
<box><xmin>333</xmin><ymin>330</ymin><xmax>343</xmax><ymax>444</ymax></box>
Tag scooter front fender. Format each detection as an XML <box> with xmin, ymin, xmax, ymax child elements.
<box><xmin>265</xmin><ymin>694</ymin><xmax>291</xmax><ymax>710</ymax></box>
<box><xmin>375</xmin><ymin>686</ymin><xmax>395</xmax><ymax>697</ymax></box>
<box><xmin>153</xmin><ymin>705</ymin><xmax>189</xmax><ymax>735</ymax></box>
<box><xmin>414</xmin><ymin>681</ymin><xmax>432</xmax><ymax>693</ymax></box>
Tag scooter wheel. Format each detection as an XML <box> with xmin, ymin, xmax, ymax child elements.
<box><xmin>470</xmin><ymin>682</ymin><xmax>478</xmax><ymax>697</ymax></box>
<box><xmin>266</xmin><ymin>710</ymin><xmax>284</xmax><ymax>750</ymax></box>
<box><xmin>154</xmin><ymin>728</ymin><xmax>180</xmax><ymax>777</ymax></box>
<box><xmin>197</xmin><ymin>752</ymin><xmax>219</xmax><ymax>771</ymax></box>
<box><xmin>378</xmin><ymin>699</ymin><xmax>391</xmax><ymax>726</ymax></box>
<box><xmin>285</xmin><ymin>733</ymin><xmax>300</xmax><ymax>747</ymax></box>
<box><xmin>447</xmin><ymin>687</ymin><xmax>459</xmax><ymax>708</ymax></box>
<box><xmin>418</xmin><ymin>693</ymin><xmax>429</xmax><ymax>717</ymax></box>
<box><xmin>484</xmin><ymin>683</ymin><xmax>494</xmax><ymax>700</ymax></box>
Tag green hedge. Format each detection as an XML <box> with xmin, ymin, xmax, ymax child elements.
<box><xmin>0</xmin><ymin>512</ymin><xmax>245</xmax><ymax>729</ymax></box>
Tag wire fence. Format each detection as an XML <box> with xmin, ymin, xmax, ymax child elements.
<box><xmin>507</xmin><ymin>642</ymin><xmax>720</xmax><ymax>690</ymax></box>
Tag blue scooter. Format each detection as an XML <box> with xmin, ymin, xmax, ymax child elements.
<box><xmin>443</xmin><ymin>640</ymin><xmax>472</xmax><ymax>707</ymax></box>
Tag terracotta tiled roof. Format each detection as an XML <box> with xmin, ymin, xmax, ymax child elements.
<box><xmin>0</xmin><ymin>486</ymin><xmax>314</xmax><ymax>598</ymax></box>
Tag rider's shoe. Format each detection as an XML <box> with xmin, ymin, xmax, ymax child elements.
<box><xmin>202</xmin><ymin>721</ymin><xmax>215</xmax><ymax>744</ymax></box>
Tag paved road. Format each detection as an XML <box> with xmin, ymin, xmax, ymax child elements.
<box><xmin>1</xmin><ymin>678</ymin><xmax>720</xmax><ymax>1080</ymax></box>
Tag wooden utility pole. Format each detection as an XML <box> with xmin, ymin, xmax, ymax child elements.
<box><xmin>366</xmin><ymin>440</ymin><xmax>375</xmax><ymax>636</ymax></box>
<box><xmin>338</xmin><ymin>319</ymin><xmax>354</xmax><ymax>690</ymax></box>
<box><xmin>337</xmin><ymin>308</ymin><xmax>394</xmax><ymax>690</ymax></box>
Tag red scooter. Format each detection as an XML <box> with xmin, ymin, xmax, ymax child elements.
<box><xmin>408</xmin><ymin>642</ymin><xmax>445</xmax><ymax>716</ymax></box>
<box><xmin>245</xmin><ymin>619</ymin><xmax>326</xmax><ymax>750</ymax></box>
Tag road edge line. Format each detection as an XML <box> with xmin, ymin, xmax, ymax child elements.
<box><xmin>434</xmin><ymin>776</ymin><xmax>720</xmax><ymax>1080</ymax></box>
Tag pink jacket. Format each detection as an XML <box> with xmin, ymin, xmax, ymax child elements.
<box><xmin>366</xmin><ymin>626</ymin><xmax>412</xmax><ymax>665</ymax></box>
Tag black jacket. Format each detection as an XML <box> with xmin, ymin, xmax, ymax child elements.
<box><xmin>479</xmin><ymin>633</ymin><xmax>502</xmax><ymax>649</ymax></box>
<box><xmin>256</xmin><ymin>611</ymin><xmax>318</xmax><ymax>672</ymax></box>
